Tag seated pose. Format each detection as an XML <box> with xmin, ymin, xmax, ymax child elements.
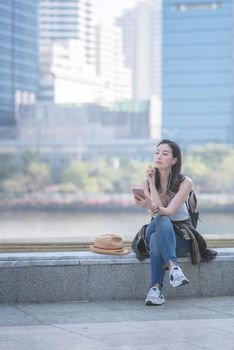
<box><xmin>133</xmin><ymin>139</ymin><xmax>216</xmax><ymax>306</ymax></box>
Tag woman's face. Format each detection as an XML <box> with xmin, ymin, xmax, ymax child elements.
<box><xmin>154</xmin><ymin>143</ymin><xmax>177</xmax><ymax>170</ymax></box>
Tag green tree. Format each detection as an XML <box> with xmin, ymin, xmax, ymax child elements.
<box><xmin>1</xmin><ymin>177</ymin><xmax>27</xmax><ymax>196</ymax></box>
<box><xmin>62</xmin><ymin>160</ymin><xmax>89</xmax><ymax>192</ymax></box>
<box><xmin>112</xmin><ymin>159</ymin><xmax>147</xmax><ymax>193</ymax></box>
<box><xmin>218</xmin><ymin>151</ymin><xmax>234</xmax><ymax>191</ymax></box>
<box><xmin>183</xmin><ymin>155</ymin><xmax>210</xmax><ymax>191</ymax></box>
<box><xmin>0</xmin><ymin>154</ymin><xmax>18</xmax><ymax>181</ymax></box>
<box><xmin>184</xmin><ymin>144</ymin><xmax>234</xmax><ymax>193</ymax></box>
<box><xmin>88</xmin><ymin>159</ymin><xmax>114</xmax><ymax>193</ymax></box>
<box><xmin>25</xmin><ymin>161</ymin><xmax>51</xmax><ymax>192</ymax></box>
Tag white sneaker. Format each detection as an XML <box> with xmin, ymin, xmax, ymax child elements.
<box><xmin>145</xmin><ymin>287</ymin><xmax>165</xmax><ymax>306</ymax></box>
<box><xmin>169</xmin><ymin>266</ymin><xmax>189</xmax><ymax>288</ymax></box>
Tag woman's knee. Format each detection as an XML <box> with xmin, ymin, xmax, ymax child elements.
<box><xmin>155</xmin><ymin>215</ymin><xmax>173</xmax><ymax>232</ymax></box>
<box><xmin>151</xmin><ymin>215</ymin><xmax>170</xmax><ymax>226</ymax></box>
<box><xmin>145</xmin><ymin>221</ymin><xmax>155</xmax><ymax>242</ymax></box>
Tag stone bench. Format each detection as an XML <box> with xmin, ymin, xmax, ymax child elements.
<box><xmin>0</xmin><ymin>248</ymin><xmax>234</xmax><ymax>303</ymax></box>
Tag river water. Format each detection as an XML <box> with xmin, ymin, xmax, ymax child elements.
<box><xmin>0</xmin><ymin>210</ymin><xmax>233</xmax><ymax>244</ymax></box>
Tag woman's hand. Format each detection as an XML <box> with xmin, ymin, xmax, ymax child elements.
<box><xmin>134</xmin><ymin>193</ymin><xmax>155</xmax><ymax>210</ymax></box>
<box><xmin>146</xmin><ymin>165</ymin><xmax>155</xmax><ymax>184</ymax></box>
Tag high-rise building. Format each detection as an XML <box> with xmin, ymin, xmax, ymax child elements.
<box><xmin>117</xmin><ymin>0</ymin><xmax>162</xmax><ymax>101</ymax></box>
<box><xmin>163</xmin><ymin>0</ymin><xmax>234</xmax><ymax>144</ymax></box>
<box><xmin>38</xmin><ymin>37</ymin><xmax>131</xmax><ymax>106</ymax></box>
<box><xmin>39</xmin><ymin>0</ymin><xmax>95</xmax><ymax>65</ymax></box>
<box><xmin>0</xmin><ymin>0</ymin><xmax>38</xmax><ymax>126</ymax></box>
<box><xmin>96</xmin><ymin>24</ymin><xmax>132</xmax><ymax>102</ymax></box>
<box><xmin>39</xmin><ymin>40</ymin><xmax>107</xmax><ymax>104</ymax></box>
<box><xmin>38</xmin><ymin>0</ymin><xmax>98</xmax><ymax>103</ymax></box>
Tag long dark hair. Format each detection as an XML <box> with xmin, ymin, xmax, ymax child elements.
<box><xmin>155</xmin><ymin>139</ymin><xmax>184</xmax><ymax>193</ymax></box>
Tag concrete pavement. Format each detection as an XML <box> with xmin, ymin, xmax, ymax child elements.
<box><xmin>0</xmin><ymin>296</ymin><xmax>234</xmax><ymax>350</ymax></box>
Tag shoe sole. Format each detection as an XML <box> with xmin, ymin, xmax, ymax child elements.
<box><xmin>145</xmin><ymin>300</ymin><xmax>165</xmax><ymax>306</ymax></box>
<box><xmin>170</xmin><ymin>278</ymin><xmax>190</xmax><ymax>288</ymax></box>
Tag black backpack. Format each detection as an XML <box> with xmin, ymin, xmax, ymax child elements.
<box><xmin>186</xmin><ymin>190</ymin><xmax>200</xmax><ymax>228</ymax></box>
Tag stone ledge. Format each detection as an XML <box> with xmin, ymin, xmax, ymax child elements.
<box><xmin>0</xmin><ymin>249</ymin><xmax>233</xmax><ymax>266</ymax></box>
<box><xmin>0</xmin><ymin>248</ymin><xmax>233</xmax><ymax>267</ymax></box>
<box><xmin>0</xmin><ymin>248</ymin><xmax>233</xmax><ymax>303</ymax></box>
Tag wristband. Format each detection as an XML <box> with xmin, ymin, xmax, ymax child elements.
<box><xmin>152</xmin><ymin>206</ymin><xmax>159</xmax><ymax>214</ymax></box>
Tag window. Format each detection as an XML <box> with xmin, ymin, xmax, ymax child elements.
<box><xmin>171</xmin><ymin>2</ymin><xmax>222</xmax><ymax>12</ymax></box>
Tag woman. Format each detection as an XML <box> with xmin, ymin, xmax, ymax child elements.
<box><xmin>133</xmin><ymin>139</ymin><xmax>216</xmax><ymax>306</ymax></box>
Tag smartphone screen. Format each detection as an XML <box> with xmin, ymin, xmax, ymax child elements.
<box><xmin>132</xmin><ymin>188</ymin><xmax>146</xmax><ymax>199</ymax></box>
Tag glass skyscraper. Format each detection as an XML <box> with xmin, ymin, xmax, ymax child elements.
<box><xmin>162</xmin><ymin>0</ymin><xmax>233</xmax><ymax>144</ymax></box>
<box><xmin>0</xmin><ymin>0</ymin><xmax>38</xmax><ymax>126</ymax></box>
<box><xmin>39</xmin><ymin>0</ymin><xmax>95</xmax><ymax>65</ymax></box>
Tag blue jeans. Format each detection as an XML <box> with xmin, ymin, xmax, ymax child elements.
<box><xmin>145</xmin><ymin>216</ymin><xmax>192</xmax><ymax>288</ymax></box>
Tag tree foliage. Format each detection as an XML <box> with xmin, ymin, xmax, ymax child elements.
<box><xmin>0</xmin><ymin>144</ymin><xmax>233</xmax><ymax>195</ymax></box>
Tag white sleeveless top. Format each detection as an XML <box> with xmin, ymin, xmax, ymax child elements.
<box><xmin>169</xmin><ymin>202</ymin><xmax>190</xmax><ymax>221</ymax></box>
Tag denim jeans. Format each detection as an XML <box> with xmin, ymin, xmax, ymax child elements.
<box><xmin>145</xmin><ymin>216</ymin><xmax>192</xmax><ymax>288</ymax></box>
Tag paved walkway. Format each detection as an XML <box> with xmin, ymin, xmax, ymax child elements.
<box><xmin>0</xmin><ymin>296</ymin><xmax>234</xmax><ymax>350</ymax></box>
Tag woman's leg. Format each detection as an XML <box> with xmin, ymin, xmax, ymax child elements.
<box><xmin>146</xmin><ymin>226</ymin><xmax>165</xmax><ymax>287</ymax></box>
<box><xmin>169</xmin><ymin>233</ymin><xmax>191</xmax><ymax>288</ymax></box>
<box><xmin>146</xmin><ymin>216</ymin><xmax>177</xmax><ymax>288</ymax></box>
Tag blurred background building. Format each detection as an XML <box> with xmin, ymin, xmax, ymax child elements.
<box><xmin>162</xmin><ymin>0</ymin><xmax>234</xmax><ymax>144</ymax></box>
<box><xmin>0</xmin><ymin>0</ymin><xmax>38</xmax><ymax>134</ymax></box>
<box><xmin>0</xmin><ymin>0</ymin><xmax>233</xmax><ymax>247</ymax></box>
<box><xmin>38</xmin><ymin>40</ymin><xmax>106</xmax><ymax>104</ymax></box>
<box><xmin>0</xmin><ymin>0</ymin><xmax>233</xmax><ymax>152</ymax></box>
<box><xmin>95</xmin><ymin>24</ymin><xmax>132</xmax><ymax>103</ymax></box>
<box><xmin>38</xmin><ymin>0</ymin><xmax>132</xmax><ymax>105</ymax></box>
<box><xmin>38</xmin><ymin>0</ymin><xmax>97</xmax><ymax>102</ymax></box>
<box><xmin>117</xmin><ymin>0</ymin><xmax>162</xmax><ymax>101</ymax></box>
<box><xmin>17</xmin><ymin>98</ymin><xmax>160</xmax><ymax>141</ymax></box>
<box><xmin>39</xmin><ymin>0</ymin><xmax>95</xmax><ymax>65</ymax></box>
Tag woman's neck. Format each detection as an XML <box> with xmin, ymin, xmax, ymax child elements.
<box><xmin>158</xmin><ymin>169</ymin><xmax>171</xmax><ymax>193</ymax></box>
<box><xmin>158</xmin><ymin>169</ymin><xmax>171</xmax><ymax>181</ymax></box>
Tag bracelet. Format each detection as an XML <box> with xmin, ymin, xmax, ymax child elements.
<box><xmin>152</xmin><ymin>206</ymin><xmax>159</xmax><ymax>214</ymax></box>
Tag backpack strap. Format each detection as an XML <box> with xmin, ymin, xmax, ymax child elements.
<box><xmin>187</xmin><ymin>190</ymin><xmax>197</xmax><ymax>213</ymax></box>
<box><xmin>186</xmin><ymin>190</ymin><xmax>199</xmax><ymax>228</ymax></box>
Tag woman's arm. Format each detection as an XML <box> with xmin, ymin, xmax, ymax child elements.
<box><xmin>144</xmin><ymin>166</ymin><xmax>163</xmax><ymax>207</ymax></box>
<box><xmin>135</xmin><ymin>178</ymin><xmax>163</xmax><ymax>210</ymax></box>
<box><xmin>133</xmin><ymin>180</ymin><xmax>156</xmax><ymax>215</ymax></box>
<box><xmin>134</xmin><ymin>176</ymin><xmax>193</xmax><ymax>216</ymax></box>
<box><xmin>147</xmin><ymin>183</ymin><xmax>163</xmax><ymax>207</ymax></box>
<box><xmin>133</xmin><ymin>179</ymin><xmax>160</xmax><ymax>213</ymax></box>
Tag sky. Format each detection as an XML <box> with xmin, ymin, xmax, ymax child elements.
<box><xmin>93</xmin><ymin>0</ymin><xmax>138</xmax><ymax>24</ymax></box>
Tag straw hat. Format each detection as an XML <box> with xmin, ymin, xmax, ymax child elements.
<box><xmin>89</xmin><ymin>234</ymin><xmax>130</xmax><ymax>255</ymax></box>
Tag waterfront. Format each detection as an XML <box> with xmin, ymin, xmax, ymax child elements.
<box><xmin>0</xmin><ymin>210</ymin><xmax>233</xmax><ymax>244</ymax></box>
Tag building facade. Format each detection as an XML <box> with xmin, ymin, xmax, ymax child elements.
<box><xmin>117</xmin><ymin>0</ymin><xmax>162</xmax><ymax>101</ymax></box>
<box><xmin>162</xmin><ymin>0</ymin><xmax>234</xmax><ymax>144</ymax></box>
<box><xmin>0</xmin><ymin>0</ymin><xmax>38</xmax><ymax>126</ymax></box>
<box><xmin>38</xmin><ymin>37</ymin><xmax>131</xmax><ymax>105</ymax></box>
<box><xmin>39</xmin><ymin>0</ymin><xmax>95</xmax><ymax>65</ymax></box>
<box><xmin>38</xmin><ymin>40</ymin><xmax>106</xmax><ymax>104</ymax></box>
<box><xmin>96</xmin><ymin>24</ymin><xmax>132</xmax><ymax>102</ymax></box>
<box><xmin>39</xmin><ymin>0</ymin><xmax>97</xmax><ymax>103</ymax></box>
<box><xmin>39</xmin><ymin>0</ymin><xmax>131</xmax><ymax>105</ymax></box>
<box><xmin>18</xmin><ymin>101</ymin><xmax>151</xmax><ymax>143</ymax></box>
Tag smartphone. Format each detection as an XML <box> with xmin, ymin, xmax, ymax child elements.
<box><xmin>132</xmin><ymin>188</ymin><xmax>146</xmax><ymax>199</ymax></box>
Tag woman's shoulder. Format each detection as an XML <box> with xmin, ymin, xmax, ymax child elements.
<box><xmin>179</xmin><ymin>174</ymin><xmax>193</xmax><ymax>187</ymax></box>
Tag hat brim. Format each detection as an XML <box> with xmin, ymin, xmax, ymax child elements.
<box><xmin>89</xmin><ymin>245</ymin><xmax>130</xmax><ymax>255</ymax></box>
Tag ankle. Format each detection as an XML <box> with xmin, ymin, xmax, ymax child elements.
<box><xmin>152</xmin><ymin>283</ymin><xmax>162</xmax><ymax>290</ymax></box>
<box><xmin>168</xmin><ymin>261</ymin><xmax>178</xmax><ymax>273</ymax></box>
